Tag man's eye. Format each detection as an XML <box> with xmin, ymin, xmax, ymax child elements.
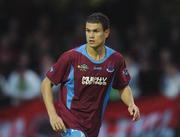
<box><xmin>94</xmin><ymin>30</ymin><xmax>100</xmax><ymax>33</ymax></box>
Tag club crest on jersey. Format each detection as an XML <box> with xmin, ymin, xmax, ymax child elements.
<box><xmin>122</xmin><ymin>69</ymin><xmax>129</xmax><ymax>76</ymax></box>
<box><xmin>77</xmin><ymin>64</ymin><xmax>89</xmax><ymax>71</ymax></box>
<box><xmin>49</xmin><ymin>66</ymin><xmax>54</xmax><ymax>72</ymax></box>
<box><xmin>106</xmin><ymin>65</ymin><xmax>115</xmax><ymax>73</ymax></box>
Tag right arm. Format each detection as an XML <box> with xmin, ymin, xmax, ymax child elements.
<box><xmin>41</xmin><ymin>77</ymin><xmax>66</xmax><ymax>133</ymax></box>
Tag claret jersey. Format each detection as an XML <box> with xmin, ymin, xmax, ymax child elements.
<box><xmin>46</xmin><ymin>44</ymin><xmax>130</xmax><ymax>137</ymax></box>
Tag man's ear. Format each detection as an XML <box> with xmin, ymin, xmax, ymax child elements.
<box><xmin>105</xmin><ymin>29</ymin><xmax>110</xmax><ymax>38</ymax></box>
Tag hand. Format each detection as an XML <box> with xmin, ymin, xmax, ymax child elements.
<box><xmin>128</xmin><ymin>104</ymin><xmax>140</xmax><ymax>121</ymax></box>
<box><xmin>49</xmin><ymin>113</ymin><xmax>66</xmax><ymax>133</ymax></box>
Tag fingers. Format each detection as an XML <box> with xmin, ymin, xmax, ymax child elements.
<box><xmin>130</xmin><ymin>109</ymin><xmax>134</xmax><ymax>116</ymax></box>
<box><xmin>50</xmin><ymin>115</ymin><xmax>66</xmax><ymax>133</ymax></box>
<box><xmin>61</xmin><ymin>121</ymin><xmax>66</xmax><ymax>132</ymax></box>
<box><xmin>128</xmin><ymin>105</ymin><xmax>140</xmax><ymax>121</ymax></box>
<box><xmin>132</xmin><ymin>110</ymin><xmax>136</xmax><ymax>121</ymax></box>
<box><xmin>51</xmin><ymin>121</ymin><xmax>65</xmax><ymax>132</ymax></box>
<box><xmin>132</xmin><ymin>108</ymin><xmax>140</xmax><ymax>121</ymax></box>
<box><xmin>59</xmin><ymin>118</ymin><xmax>66</xmax><ymax>132</ymax></box>
<box><xmin>51</xmin><ymin>122</ymin><xmax>56</xmax><ymax>131</ymax></box>
<box><xmin>50</xmin><ymin>121</ymin><xmax>60</xmax><ymax>132</ymax></box>
<box><xmin>55</xmin><ymin>123</ymin><xmax>62</xmax><ymax>132</ymax></box>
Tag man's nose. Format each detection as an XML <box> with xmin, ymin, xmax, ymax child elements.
<box><xmin>89</xmin><ymin>32</ymin><xmax>95</xmax><ymax>38</ymax></box>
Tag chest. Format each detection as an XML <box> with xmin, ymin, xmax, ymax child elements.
<box><xmin>73</xmin><ymin>57</ymin><xmax>116</xmax><ymax>86</ymax></box>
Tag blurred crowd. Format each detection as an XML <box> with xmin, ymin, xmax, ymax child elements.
<box><xmin>0</xmin><ymin>0</ymin><xmax>180</xmax><ymax>107</ymax></box>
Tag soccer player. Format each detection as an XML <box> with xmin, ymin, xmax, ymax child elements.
<box><xmin>41</xmin><ymin>12</ymin><xmax>140</xmax><ymax>137</ymax></box>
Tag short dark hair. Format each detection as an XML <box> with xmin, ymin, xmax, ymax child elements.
<box><xmin>86</xmin><ymin>12</ymin><xmax>110</xmax><ymax>30</ymax></box>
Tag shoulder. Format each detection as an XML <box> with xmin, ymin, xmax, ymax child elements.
<box><xmin>106</xmin><ymin>46</ymin><xmax>124</xmax><ymax>60</ymax></box>
<box><xmin>56</xmin><ymin>48</ymin><xmax>76</xmax><ymax>61</ymax></box>
<box><xmin>61</xmin><ymin>49</ymin><xmax>76</xmax><ymax>57</ymax></box>
<box><xmin>61</xmin><ymin>44</ymin><xmax>85</xmax><ymax>57</ymax></box>
<box><xmin>112</xmin><ymin>52</ymin><xmax>124</xmax><ymax>60</ymax></box>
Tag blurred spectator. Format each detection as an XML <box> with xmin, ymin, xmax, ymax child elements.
<box><xmin>160</xmin><ymin>62</ymin><xmax>180</xmax><ymax>99</ymax></box>
<box><xmin>138</xmin><ymin>58</ymin><xmax>161</xmax><ymax>96</ymax></box>
<box><xmin>106</xmin><ymin>26</ymin><xmax>123</xmax><ymax>51</ymax></box>
<box><xmin>39</xmin><ymin>53</ymin><xmax>54</xmax><ymax>79</ymax></box>
<box><xmin>0</xmin><ymin>36</ymin><xmax>16</xmax><ymax>78</ymax></box>
<box><xmin>125</xmin><ymin>55</ymin><xmax>141</xmax><ymax>99</ymax></box>
<box><xmin>167</xmin><ymin>22</ymin><xmax>180</xmax><ymax>67</ymax></box>
<box><xmin>23</xmin><ymin>15</ymin><xmax>54</xmax><ymax>71</ymax></box>
<box><xmin>0</xmin><ymin>74</ymin><xmax>11</xmax><ymax>107</ymax></box>
<box><xmin>160</xmin><ymin>48</ymin><xmax>172</xmax><ymax>66</ymax></box>
<box><xmin>6</xmin><ymin>17</ymin><xmax>20</xmax><ymax>47</ymax></box>
<box><xmin>131</xmin><ymin>14</ymin><xmax>156</xmax><ymax>61</ymax></box>
<box><xmin>160</xmin><ymin>49</ymin><xmax>180</xmax><ymax>98</ymax></box>
<box><xmin>3</xmin><ymin>53</ymin><xmax>41</xmax><ymax>106</ymax></box>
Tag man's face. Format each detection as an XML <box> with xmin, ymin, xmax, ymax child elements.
<box><xmin>85</xmin><ymin>22</ymin><xmax>109</xmax><ymax>48</ymax></box>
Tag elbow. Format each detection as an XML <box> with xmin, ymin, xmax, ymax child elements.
<box><xmin>119</xmin><ymin>85</ymin><xmax>131</xmax><ymax>98</ymax></box>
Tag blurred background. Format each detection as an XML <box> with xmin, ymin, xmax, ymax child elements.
<box><xmin>0</xmin><ymin>0</ymin><xmax>179</xmax><ymax>137</ymax></box>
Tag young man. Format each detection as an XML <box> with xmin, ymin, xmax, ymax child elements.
<box><xmin>41</xmin><ymin>12</ymin><xmax>140</xmax><ymax>137</ymax></box>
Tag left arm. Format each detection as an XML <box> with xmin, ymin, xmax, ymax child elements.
<box><xmin>119</xmin><ymin>85</ymin><xmax>140</xmax><ymax>121</ymax></box>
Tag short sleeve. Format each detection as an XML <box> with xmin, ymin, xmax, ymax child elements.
<box><xmin>113</xmin><ymin>56</ymin><xmax>131</xmax><ymax>90</ymax></box>
<box><xmin>46</xmin><ymin>51</ymin><xmax>72</xmax><ymax>85</ymax></box>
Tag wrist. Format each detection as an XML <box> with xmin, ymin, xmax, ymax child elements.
<box><xmin>128</xmin><ymin>102</ymin><xmax>135</xmax><ymax>107</ymax></box>
<box><xmin>47</xmin><ymin>108</ymin><xmax>58</xmax><ymax>117</ymax></box>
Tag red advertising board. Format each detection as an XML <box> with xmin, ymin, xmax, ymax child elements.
<box><xmin>0</xmin><ymin>95</ymin><xmax>179</xmax><ymax>137</ymax></box>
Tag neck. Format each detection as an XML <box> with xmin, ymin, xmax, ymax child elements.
<box><xmin>86</xmin><ymin>44</ymin><xmax>106</xmax><ymax>60</ymax></box>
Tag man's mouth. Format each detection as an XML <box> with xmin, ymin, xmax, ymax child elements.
<box><xmin>89</xmin><ymin>40</ymin><xmax>95</xmax><ymax>44</ymax></box>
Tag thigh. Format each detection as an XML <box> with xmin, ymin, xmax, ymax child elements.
<box><xmin>60</xmin><ymin>129</ymin><xmax>86</xmax><ymax>137</ymax></box>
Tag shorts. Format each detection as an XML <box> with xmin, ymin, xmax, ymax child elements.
<box><xmin>60</xmin><ymin>129</ymin><xmax>86</xmax><ymax>137</ymax></box>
